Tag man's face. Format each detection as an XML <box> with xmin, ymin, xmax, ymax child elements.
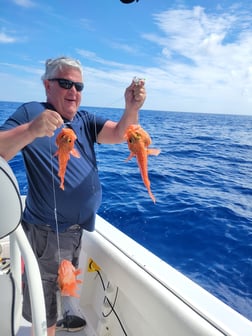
<box><xmin>44</xmin><ymin>68</ymin><xmax>83</xmax><ymax>121</ymax></box>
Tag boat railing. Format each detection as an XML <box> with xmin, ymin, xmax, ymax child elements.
<box><xmin>0</xmin><ymin>157</ymin><xmax>47</xmax><ymax>336</ymax></box>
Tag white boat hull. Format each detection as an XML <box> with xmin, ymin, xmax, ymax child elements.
<box><xmin>75</xmin><ymin>215</ymin><xmax>252</xmax><ymax>336</ymax></box>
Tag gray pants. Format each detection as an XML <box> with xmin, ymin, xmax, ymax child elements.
<box><xmin>59</xmin><ymin>296</ymin><xmax>86</xmax><ymax>320</ymax></box>
<box><xmin>22</xmin><ymin>222</ymin><xmax>83</xmax><ymax>328</ymax></box>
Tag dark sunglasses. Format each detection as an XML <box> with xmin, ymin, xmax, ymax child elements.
<box><xmin>49</xmin><ymin>78</ymin><xmax>84</xmax><ymax>92</ymax></box>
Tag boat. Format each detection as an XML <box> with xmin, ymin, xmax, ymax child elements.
<box><xmin>0</xmin><ymin>156</ymin><xmax>251</xmax><ymax>336</ymax></box>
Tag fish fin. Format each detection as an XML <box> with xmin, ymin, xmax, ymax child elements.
<box><xmin>147</xmin><ymin>148</ymin><xmax>161</xmax><ymax>156</ymax></box>
<box><xmin>74</xmin><ymin>268</ymin><xmax>82</xmax><ymax>276</ymax></box>
<box><xmin>71</xmin><ymin>148</ymin><xmax>81</xmax><ymax>158</ymax></box>
<box><xmin>125</xmin><ymin>152</ymin><xmax>135</xmax><ymax>162</ymax></box>
<box><xmin>54</xmin><ymin>150</ymin><xmax>59</xmax><ymax>157</ymax></box>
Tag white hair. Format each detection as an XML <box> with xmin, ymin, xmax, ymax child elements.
<box><xmin>41</xmin><ymin>56</ymin><xmax>83</xmax><ymax>80</ymax></box>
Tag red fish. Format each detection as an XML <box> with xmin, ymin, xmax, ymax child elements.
<box><xmin>54</xmin><ymin>128</ymin><xmax>80</xmax><ymax>190</ymax></box>
<box><xmin>124</xmin><ymin>124</ymin><xmax>160</xmax><ymax>203</ymax></box>
<box><xmin>58</xmin><ymin>259</ymin><xmax>82</xmax><ymax>297</ymax></box>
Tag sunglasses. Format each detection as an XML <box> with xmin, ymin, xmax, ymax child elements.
<box><xmin>49</xmin><ymin>78</ymin><xmax>84</xmax><ymax>92</ymax></box>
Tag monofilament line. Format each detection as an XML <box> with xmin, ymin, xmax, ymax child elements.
<box><xmin>49</xmin><ymin>138</ymin><xmax>61</xmax><ymax>264</ymax></box>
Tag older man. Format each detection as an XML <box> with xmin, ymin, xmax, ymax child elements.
<box><xmin>0</xmin><ymin>56</ymin><xmax>146</xmax><ymax>336</ymax></box>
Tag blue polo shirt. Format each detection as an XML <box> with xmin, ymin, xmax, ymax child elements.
<box><xmin>0</xmin><ymin>101</ymin><xmax>108</xmax><ymax>232</ymax></box>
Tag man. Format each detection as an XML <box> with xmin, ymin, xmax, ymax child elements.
<box><xmin>0</xmin><ymin>56</ymin><xmax>146</xmax><ymax>336</ymax></box>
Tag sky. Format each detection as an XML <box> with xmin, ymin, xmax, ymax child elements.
<box><xmin>1</xmin><ymin>0</ymin><xmax>252</xmax><ymax>115</ymax></box>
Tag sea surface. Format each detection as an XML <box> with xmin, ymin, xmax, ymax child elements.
<box><xmin>1</xmin><ymin>101</ymin><xmax>252</xmax><ymax>321</ymax></box>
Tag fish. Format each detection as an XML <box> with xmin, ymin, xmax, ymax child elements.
<box><xmin>57</xmin><ymin>259</ymin><xmax>82</xmax><ymax>297</ymax></box>
<box><xmin>54</xmin><ymin>128</ymin><xmax>80</xmax><ymax>190</ymax></box>
<box><xmin>124</xmin><ymin>124</ymin><xmax>160</xmax><ymax>203</ymax></box>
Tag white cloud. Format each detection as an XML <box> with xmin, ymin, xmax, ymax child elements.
<box><xmin>0</xmin><ymin>31</ymin><xmax>16</xmax><ymax>43</ymax></box>
<box><xmin>108</xmin><ymin>41</ymin><xmax>138</xmax><ymax>54</ymax></box>
<box><xmin>135</xmin><ymin>6</ymin><xmax>252</xmax><ymax>114</ymax></box>
<box><xmin>76</xmin><ymin>48</ymin><xmax>131</xmax><ymax>68</ymax></box>
<box><xmin>13</xmin><ymin>0</ymin><xmax>35</xmax><ymax>8</ymax></box>
<box><xmin>0</xmin><ymin>62</ymin><xmax>43</xmax><ymax>76</ymax></box>
<box><xmin>79</xmin><ymin>18</ymin><xmax>96</xmax><ymax>32</ymax></box>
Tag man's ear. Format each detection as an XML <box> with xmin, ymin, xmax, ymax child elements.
<box><xmin>44</xmin><ymin>79</ymin><xmax>50</xmax><ymax>90</ymax></box>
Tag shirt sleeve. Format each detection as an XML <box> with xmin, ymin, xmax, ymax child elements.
<box><xmin>0</xmin><ymin>101</ymin><xmax>45</xmax><ymax>130</ymax></box>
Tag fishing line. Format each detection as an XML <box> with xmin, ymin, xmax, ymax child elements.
<box><xmin>91</xmin><ymin>77</ymin><xmax>144</xmax><ymax>157</ymax></box>
<box><xmin>49</xmin><ymin>138</ymin><xmax>61</xmax><ymax>264</ymax></box>
<box><xmin>93</xmin><ymin>110</ymin><xmax>102</xmax><ymax>168</ymax></box>
<box><xmin>49</xmin><ymin>137</ymin><xmax>65</xmax><ymax>319</ymax></box>
<box><xmin>91</xmin><ymin>89</ymin><xmax>125</xmax><ymax>166</ymax></box>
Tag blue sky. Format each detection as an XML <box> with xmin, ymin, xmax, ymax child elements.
<box><xmin>1</xmin><ymin>0</ymin><xmax>252</xmax><ymax>115</ymax></box>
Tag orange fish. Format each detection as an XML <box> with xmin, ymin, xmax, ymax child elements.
<box><xmin>58</xmin><ymin>259</ymin><xmax>82</xmax><ymax>297</ymax></box>
<box><xmin>124</xmin><ymin>124</ymin><xmax>160</xmax><ymax>203</ymax></box>
<box><xmin>54</xmin><ymin>128</ymin><xmax>80</xmax><ymax>190</ymax></box>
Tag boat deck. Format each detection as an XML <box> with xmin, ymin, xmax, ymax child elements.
<box><xmin>17</xmin><ymin>317</ymin><xmax>87</xmax><ymax>336</ymax></box>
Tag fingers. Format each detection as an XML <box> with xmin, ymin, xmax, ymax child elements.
<box><xmin>48</xmin><ymin>111</ymin><xmax>64</xmax><ymax>128</ymax></box>
<box><xmin>132</xmin><ymin>76</ymin><xmax>145</xmax><ymax>86</ymax></box>
<box><xmin>30</xmin><ymin>110</ymin><xmax>64</xmax><ymax>138</ymax></box>
<box><xmin>43</xmin><ymin>111</ymin><xmax>63</xmax><ymax>136</ymax></box>
<box><xmin>134</xmin><ymin>84</ymin><xmax>146</xmax><ymax>102</ymax></box>
<box><xmin>132</xmin><ymin>78</ymin><xmax>146</xmax><ymax>102</ymax></box>
<box><xmin>125</xmin><ymin>78</ymin><xmax>146</xmax><ymax>104</ymax></box>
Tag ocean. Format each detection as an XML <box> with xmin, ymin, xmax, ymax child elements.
<box><xmin>1</xmin><ymin>101</ymin><xmax>252</xmax><ymax>321</ymax></box>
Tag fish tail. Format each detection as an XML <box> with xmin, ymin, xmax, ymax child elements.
<box><xmin>58</xmin><ymin>168</ymin><xmax>66</xmax><ymax>190</ymax></box>
<box><xmin>148</xmin><ymin>188</ymin><xmax>156</xmax><ymax>203</ymax></box>
<box><xmin>144</xmin><ymin>178</ymin><xmax>156</xmax><ymax>203</ymax></box>
<box><xmin>60</xmin><ymin>180</ymin><xmax>65</xmax><ymax>190</ymax></box>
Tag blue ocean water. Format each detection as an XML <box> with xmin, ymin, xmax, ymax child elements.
<box><xmin>1</xmin><ymin>101</ymin><xmax>252</xmax><ymax>321</ymax></box>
